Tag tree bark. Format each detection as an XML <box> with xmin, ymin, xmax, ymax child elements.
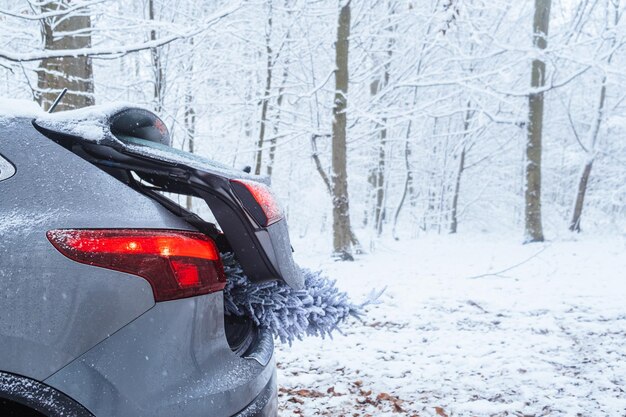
<box><xmin>567</xmin><ymin>0</ymin><xmax>618</xmax><ymax>233</ymax></box>
<box><xmin>37</xmin><ymin>1</ymin><xmax>94</xmax><ymax>111</ymax></box>
<box><xmin>569</xmin><ymin>160</ymin><xmax>593</xmax><ymax>232</ymax></box>
<box><xmin>370</xmin><ymin>78</ymin><xmax>388</xmax><ymax>236</ymax></box>
<box><xmin>450</xmin><ymin>103</ymin><xmax>472</xmax><ymax>234</ymax></box>
<box><xmin>569</xmin><ymin>79</ymin><xmax>607</xmax><ymax>232</ymax></box>
<box><xmin>184</xmin><ymin>40</ymin><xmax>196</xmax><ymax>211</ymax></box>
<box><xmin>148</xmin><ymin>0</ymin><xmax>164</xmax><ymax>112</ymax></box>
<box><xmin>372</xmin><ymin>55</ymin><xmax>391</xmax><ymax>236</ymax></box>
<box><xmin>392</xmin><ymin>86</ymin><xmax>419</xmax><ymax>240</ymax></box>
<box><xmin>311</xmin><ymin>135</ymin><xmax>332</xmax><ymax>194</ymax></box>
<box><xmin>524</xmin><ymin>0</ymin><xmax>551</xmax><ymax>243</ymax></box>
<box><xmin>450</xmin><ymin>147</ymin><xmax>465</xmax><ymax>234</ymax></box>
<box><xmin>331</xmin><ymin>0</ymin><xmax>354</xmax><ymax>260</ymax></box>
<box><xmin>392</xmin><ymin>128</ymin><xmax>413</xmax><ymax>240</ymax></box>
<box><xmin>255</xmin><ymin>0</ymin><xmax>274</xmax><ymax>175</ymax></box>
<box><xmin>267</xmin><ymin>49</ymin><xmax>288</xmax><ymax>178</ymax></box>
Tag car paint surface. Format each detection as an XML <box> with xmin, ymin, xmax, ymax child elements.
<box><xmin>45</xmin><ymin>292</ymin><xmax>274</xmax><ymax>417</ymax></box>
<box><xmin>0</xmin><ymin>117</ymin><xmax>191</xmax><ymax>379</ymax></box>
<box><xmin>0</xmin><ymin>116</ymin><xmax>277</xmax><ymax>416</ymax></box>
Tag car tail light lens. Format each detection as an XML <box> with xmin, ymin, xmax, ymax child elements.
<box><xmin>46</xmin><ymin>229</ymin><xmax>225</xmax><ymax>302</ymax></box>
<box><xmin>230</xmin><ymin>179</ymin><xmax>284</xmax><ymax>227</ymax></box>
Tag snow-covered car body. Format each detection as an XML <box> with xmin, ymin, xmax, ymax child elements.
<box><xmin>0</xmin><ymin>103</ymin><xmax>291</xmax><ymax>416</ymax></box>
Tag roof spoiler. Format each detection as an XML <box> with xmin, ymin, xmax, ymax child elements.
<box><xmin>35</xmin><ymin>104</ymin><xmax>169</xmax><ymax>146</ymax></box>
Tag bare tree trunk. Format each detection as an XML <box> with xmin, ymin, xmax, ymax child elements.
<box><xmin>331</xmin><ymin>0</ymin><xmax>354</xmax><ymax>260</ymax></box>
<box><xmin>392</xmin><ymin>86</ymin><xmax>419</xmax><ymax>240</ymax></box>
<box><xmin>184</xmin><ymin>98</ymin><xmax>196</xmax><ymax>211</ymax></box>
<box><xmin>392</xmin><ymin>126</ymin><xmax>413</xmax><ymax>240</ymax></box>
<box><xmin>266</xmin><ymin>0</ymin><xmax>294</xmax><ymax>178</ymax></box>
<box><xmin>450</xmin><ymin>147</ymin><xmax>465</xmax><ymax>234</ymax></box>
<box><xmin>255</xmin><ymin>0</ymin><xmax>274</xmax><ymax>175</ymax></box>
<box><xmin>184</xmin><ymin>40</ymin><xmax>196</xmax><ymax>211</ymax></box>
<box><xmin>568</xmin><ymin>1</ymin><xmax>619</xmax><ymax>232</ymax></box>
<box><xmin>450</xmin><ymin>103</ymin><xmax>472</xmax><ymax>234</ymax></box>
<box><xmin>437</xmin><ymin>118</ymin><xmax>453</xmax><ymax>234</ymax></box>
<box><xmin>569</xmin><ymin>160</ymin><xmax>593</xmax><ymax>232</ymax></box>
<box><xmin>311</xmin><ymin>135</ymin><xmax>333</xmax><ymax>194</ymax></box>
<box><xmin>569</xmin><ymin>79</ymin><xmax>606</xmax><ymax>231</ymax></box>
<box><xmin>424</xmin><ymin>117</ymin><xmax>440</xmax><ymax>231</ymax></box>
<box><xmin>148</xmin><ymin>0</ymin><xmax>164</xmax><ymax>112</ymax></box>
<box><xmin>371</xmin><ymin>14</ymin><xmax>394</xmax><ymax>236</ymax></box>
<box><xmin>370</xmin><ymin>78</ymin><xmax>387</xmax><ymax>236</ymax></box>
<box><xmin>373</xmin><ymin>64</ymin><xmax>391</xmax><ymax>236</ymax></box>
<box><xmin>267</xmin><ymin>50</ymin><xmax>289</xmax><ymax>177</ymax></box>
<box><xmin>37</xmin><ymin>1</ymin><xmax>95</xmax><ymax>111</ymax></box>
<box><xmin>524</xmin><ymin>0</ymin><xmax>551</xmax><ymax>243</ymax></box>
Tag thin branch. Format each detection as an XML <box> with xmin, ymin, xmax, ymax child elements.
<box><xmin>0</xmin><ymin>3</ymin><xmax>240</xmax><ymax>62</ymax></box>
<box><xmin>0</xmin><ymin>0</ymin><xmax>106</xmax><ymax>21</ymax></box>
<box><xmin>19</xmin><ymin>63</ymin><xmax>37</xmax><ymax>102</ymax></box>
<box><xmin>310</xmin><ymin>134</ymin><xmax>332</xmax><ymax>195</ymax></box>
<box><xmin>466</xmin><ymin>244</ymin><xmax>551</xmax><ymax>279</ymax></box>
<box><xmin>564</xmin><ymin>94</ymin><xmax>588</xmax><ymax>153</ymax></box>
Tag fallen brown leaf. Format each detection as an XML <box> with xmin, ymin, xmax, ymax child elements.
<box><xmin>435</xmin><ymin>406</ymin><xmax>448</xmax><ymax>417</ymax></box>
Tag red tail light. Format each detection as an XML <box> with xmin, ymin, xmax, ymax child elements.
<box><xmin>46</xmin><ymin>229</ymin><xmax>225</xmax><ymax>302</ymax></box>
<box><xmin>230</xmin><ymin>179</ymin><xmax>284</xmax><ymax>227</ymax></box>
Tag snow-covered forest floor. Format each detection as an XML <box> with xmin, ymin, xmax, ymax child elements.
<box><xmin>277</xmin><ymin>234</ymin><xmax>626</xmax><ymax>416</ymax></box>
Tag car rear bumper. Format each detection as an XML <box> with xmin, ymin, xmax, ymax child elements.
<box><xmin>44</xmin><ymin>292</ymin><xmax>277</xmax><ymax>417</ymax></box>
<box><xmin>0</xmin><ymin>369</ymin><xmax>277</xmax><ymax>417</ymax></box>
<box><xmin>232</xmin><ymin>369</ymin><xmax>277</xmax><ymax>417</ymax></box>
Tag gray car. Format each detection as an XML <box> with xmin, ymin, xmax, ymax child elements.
<box><xmin>0</xmin><ymin>104</ymin><xmax>303</xmax><ymax>417</ymax></box>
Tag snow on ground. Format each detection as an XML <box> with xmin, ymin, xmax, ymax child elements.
<box><xmin>277</xmin><ymin>234</ymin><xmax>626</xmax><ymax>416</ymax></box>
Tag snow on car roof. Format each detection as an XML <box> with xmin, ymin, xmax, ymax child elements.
<box><xmin>0</xmin><ymin>98</ymin><xmax>44</xmax><ymax>119</ymax></box>
<box><xmin>35</xmin><ymin>101</ymin><xmax>141</xmax><ymax>143</ymax></box>
<box><xmin>34</xmin><ymin>102</ymin><xmax>266</xmax><ymax>183</ymax></box>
